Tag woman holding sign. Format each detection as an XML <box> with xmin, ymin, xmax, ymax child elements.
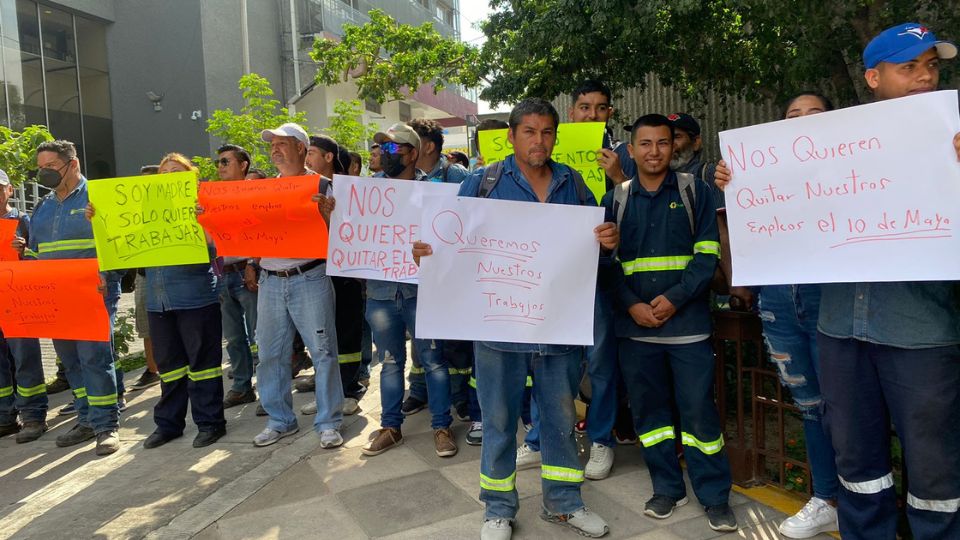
<box><xmin>87</xmin><ymin>153</ymin><xmax>227</xmax><ymax>449</ymax></box>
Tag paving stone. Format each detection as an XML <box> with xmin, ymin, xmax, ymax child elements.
<box><xmin>204</xmin><ymin>493</ymin><xmax>367</xmax><ymax>540</ymax></box>
<box><xmin>307</xmin><ymin>445</ymin><xmax>431</xmax><ymax>494</ymax></box>
<box><xmin>223</xmin><ymin>460</ymin><xmax>330</xmax><ymax>517</ymax></box>
<box><xmin>377</xmin><ymin>509</ymin><xmax>486</xmax><ymax>540</ymax></box>
<box><xmin>401</xmin><ymin>422</ymin><xmax>481</xmax><ymax>468</ymax></box>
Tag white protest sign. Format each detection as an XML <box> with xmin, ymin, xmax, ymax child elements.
<box><xmin>327</xmin><ymin>174</ymin><xmax>460</xmax><ymax>282</ymax></box>
<box><xmin>719</xmin><ymin>90</ymin><xmax>960</xmax><ymax>285</ymax></box>
<box><xmin>415</xmin><ymin>196</ymin><xmax>603</xmax><ymax>345</ymax></box>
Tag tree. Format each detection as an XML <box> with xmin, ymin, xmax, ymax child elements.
<box><xmin>0</xmin><ymin>125</ymin><xmax>53</xmax><ymax>185</ymax></box>
<box><xmin>311</xmin><ymin>9</ymin><xmax>485</xmax><ymax>104</ymax></box>
<box><xmin>194</xmin><ymin>73</ymin><xmax>308</xmax><ymax>179</ymax></box>
<box><xmin>323</xmin><ymin>99</ymin><xmax>379</xmax><ymax>161</ymax></box>
<box><xmin>480</xmin><ymin>0</ymin><xmax>959</xmax><ymax>108</ymax></box>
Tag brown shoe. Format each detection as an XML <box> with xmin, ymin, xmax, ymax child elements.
<box><xmin>362</xmin><ymin>427</ymin><xmax>402</xmax><ymax>456</ymax></box>
<box><xmin>223</xmin><ymin>389</ymin><xmax>256</xmax><ymax>409</ymax></box>
<box><xmin>435</xmin><ymin>427</ymin><xmax>458</xmax><ymax>457</ymax></box>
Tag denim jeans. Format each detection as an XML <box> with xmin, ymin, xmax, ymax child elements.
<box><xmin>105</xmin><ymin>283</ymin><xmax>125</xmax><ymax>398</ymax></box>
<box><xmin>585</xmin><ymin>289</ymin><xmax>619</xmax><ymax>447</ymax></box>
<box><xmin>256</xmin><ymin>263</ymin><xmax>342</xmax><ymax>433</ymax></box>
<box><xmin>0</xmin><ymin>332</ymin><xmax>46</xmax><ymax>424</ymax></box>
<box><xmin>475</xmin><ymin>342</ymin><xmax>585</xmax><ymax>520</ymax></box>
<box><xmin>220</xmin><ymin>270</ymin><xmax>258</xmax><ymax>393</ymax></box>
<box><xmin>366</xmin><ymin>294</ymin><xmax>450</xmax><ymax>429</ymax></box>
<box><xmin>758</xmin><ymin>284</ymin><xmax>837</xmax><ymax>501</ymax></box>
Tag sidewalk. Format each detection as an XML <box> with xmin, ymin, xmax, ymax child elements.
<box><xmin>0</xmin><ymin>359</ymin><xmax>826</xmax><ymax>540</ymax></box>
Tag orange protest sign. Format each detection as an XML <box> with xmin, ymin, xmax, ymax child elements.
<box><xmin>0</xmin><ymin>219</ymin><xmax>19</xmax><ymax>261</ymax></box>
<box><xmin>197</xmin><ymin>176</ymin><xmax>328</xmax><ymax>258</ymax></box>
<box><xmin>0</xmin><ymin>259</ymin><xmax>110</xmax><ymax>341</ymax></box>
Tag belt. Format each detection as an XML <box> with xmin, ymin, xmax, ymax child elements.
<box><xmin>222</xmin><ymin>260</ymin><xmax>248</xmax><ymax>274</ymax></box>
<box><xmin>264</xmin><ymin>259</ymin><xmax>324</xmax><ymax>278</ymax></box>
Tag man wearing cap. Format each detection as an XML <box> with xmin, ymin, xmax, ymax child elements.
<box><xmin>0</xmin><ymin>169</ymin><xmax>47</xmax><ymax>443</ymax></box>
<box><xmin>252</xmin><ymin>122</ymin><xmax>344</xmax><ymax>449</ymax></box>
<box><xmin>816</xmin><ymin>23</ymin><xmax>960</xmax><ymax>540</ymax></box>
<box><xmin>360</xmin><ymin>122</ymin><xmax>458</xmax><ymax>459</ymax></box>
<box><xmin>663</xmin><ymin>113</ymin><xmax>719</xmax><ymax>202</ymax></box>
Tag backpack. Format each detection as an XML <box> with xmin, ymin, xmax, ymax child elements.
<box><xmin>477</xmin><ymin>160</ymin><xmax>589</xmax><ymax>205</ymax></box>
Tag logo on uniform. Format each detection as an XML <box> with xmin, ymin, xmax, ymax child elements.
<box><xmin>669</xmin><ymin>201</ymin><xmax>684</xmax><ymax>209</ymax></box>
<box><xmin>898</xmin><ymin>26</ymin><xmax>929</xmax><ymax>40</ymax></box>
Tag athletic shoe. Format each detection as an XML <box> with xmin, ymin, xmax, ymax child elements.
<box><xmin>480</xmin><ymin>518</ymin><xmax>512</xmax><ymax>540</ymax></box>
<box><xmin>319</xmin><ymin>429</ymin><xmax>343</xmax><ymax>449</ymax></box>
<box><xmin>401</xmin><ymin>396</ymin><xmax>427</xmax><ymax>415</ymax></box>
<box><xmin>540</xmin><ymin>506</ymin><xmax>609</xmax><ymax>538</ymax></box>
<box><xmin>706</xmin><ymin>503</ymin><xmax>738</xmax><ymax>532</ymax></box>
<box><xmin>342</xmin><ymin>397</ymin><xmax>360</xmax><ymax>415</ymax></box>
<box><xmin>515</xmin><ymin>443</ymin><xmax>541</xmax><ymax>470</ymax></box>
<box><xmin>129</xmin><ymin>370</ymin><xmax>161</xmax><ymax>390</ymax></box>
<box><xmin>778</xmin><ymin>497</ymin><xmax>838</xmax><ymax>538</ymax></box>
<box><xmin>584</xmin><ymin>442</ymin><xmax>614</xmax><ymax>480</ymax></box>
<box><xmin>300</xmin><ymin>401</ymin><xmax>317</xmax><ymax>415</ymax></box>
<box><xmin>466</xmin><ymin>421</ymin><xmax>483</xmax><ymax>446</ymax></box>
<box><xmin>58</xmin><ymin>401</ymin><xmax>78</xmax><ymax>416</ymax></box>
<box><xmin>253</xmin><ymin>425</ymin><xmax>299</xmax><ymax>447</ymax></box>
<box><xmin>643</xmin><ymin>495</ymin><xmax>689</xmax><ymax>519</ymax></box>
<box><xmin>453</xmin><ymin>401</ymin><xmax>470</xmax><ymax>422</ymax></box>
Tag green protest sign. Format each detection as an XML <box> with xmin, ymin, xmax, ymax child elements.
<box><xmin>87</xmin><ymin>172</ymin><xmax>210</xmax><ymax>270</ymax></box>
<box><xmin>478</xmin><ymin>122</ymin><xmax>607</xmax><ymax>203</ymax></box>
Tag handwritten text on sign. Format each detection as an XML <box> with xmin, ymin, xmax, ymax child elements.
<box><xmin>327</xmin><ymin>174</ymin><xmax>459</xmax><ymax>282</ymax></box>
<box><xmin>478</xmin><ymin>122</ymin><xmax>606</xmax><ymax>204</ymax></box>
<box><xmin>719</xmin><ymin>90</ymin><xmax>960</xmax><ymax>285</ymax></box>
<box><xmin>0</xmin><ymin>259</ymin><xmax>110</xmax><ymax>341</ymax></box>
<box><xmin>198</xmin><ymin>176</ymin><xmax>327</xmax><ymax>258</ymax></box>
<box><xmin>88</xmin><ymin>172</ymin><xmax>209</xmax><ymax>270</ymax></box>
<box><xmin>415</xmin><ymin>196</ymin><xmax>602</xmax><ymax>345</ymax></box>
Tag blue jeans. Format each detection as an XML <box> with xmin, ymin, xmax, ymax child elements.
<box><xmin>476</xmin><ymin>343</ymin><xmax>585</xmax><ymax>520</ymax></box>
<box><xmin>105</xmin><ymin>284</ymin><xmax>125</xmax><ymax>398</ymax></box>
<box><xmin>758</xmin><ymin>284</ymin><xmax>837</xmax><ymax>501</ymax></box>
<box><xmin>220</xmin><ymin>270</ymin><xmax>258</xmax><ymax>393</ymax></box>
<box><xmin>256</xmin><ymin>264</ymin><xmax>342</xmax><ymax>433</ymax></box>
<box><xmin>366</xmin><ymin>295</ymin><xmax>450</xmax><ymax>430</ymax></box>
<box><xmin>585</xmin><ymin>289</ymin><xmax>618</xmax><ymax>447</ymax></box>
<box><xmin>0</xmin><ymin>332</ymin><xmax>46</xmax><ymax>424</ymax></box>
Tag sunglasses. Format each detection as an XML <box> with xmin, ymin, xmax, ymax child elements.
<box><xmin>380</xmin><ymin>141</ymin><xmax>411</xmax><ymax>155</ymax></box>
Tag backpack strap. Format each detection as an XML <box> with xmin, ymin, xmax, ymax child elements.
<box><xmin>477</xmin><ymin>161</ymin><xmax>504</xmax><ymax>198</ymax></box>
<box><xmin>676</xmin><ymin>172</ymin><xmax>697</xmax><ymax>235</ymax></box>
<box><xmin>612</xmin><ymin>179</ymin><xmax>632</xmax><ymax>230</ymax></box>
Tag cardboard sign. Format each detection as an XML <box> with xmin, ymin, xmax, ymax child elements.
<box><xmin>327</xmin><ymin>174</ymin><xmax>459</xmax><ymax>282</ymax></box>
<box><xmin>88</xmin><ymin>172</ymin><xmax>210</xmax><ymax>270</ymax></box>
<box><xmin>478</xmin><ymin>122</ymin><xmax>606</xmax><ymax>203</ymax></box>
<box><xmin>719</xmin><ymin>90</ymin><xmax>960</xmax><ymax>285</ymax></box>
<box><xmin>416</xmin><ymin>196</ymin><xmax>603</xmax><ymax>345</ymax></box>
<box><xmin>0</xmin><ymin>219</ymin><xmax>20</xmax><ymax>261</ymax></box>
<box><xmin>198</xmin><ymin>175</ymin><xmax>328</xmax><ymax>258</ymax></box>
<box><xmin>0</xmin><ymin>259</ymin><xmax>110</xmax><ymax>341</ymax></box>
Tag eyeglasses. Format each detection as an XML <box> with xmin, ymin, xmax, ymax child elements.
<box><xmin>380</xmin><ymin>141</ymin><xmax>411</xmax><ymax>155</ymax></box>
<box><xmin>217</xmin><ymin>158</ymin><xmax>232</xmax><ymax>166</ymax></box>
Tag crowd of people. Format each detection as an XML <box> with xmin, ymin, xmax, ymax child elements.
<box><xmin>0</xmin><ymin>21</ymin><xmax>959</xmax><ymax>540</ymax></box>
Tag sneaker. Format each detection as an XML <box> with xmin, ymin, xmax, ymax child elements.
<box><xmin>453</xmin><ymin>401</ymin><xmax>470</xmax><ymax>422</ymax></box>
<box><xmin>291</xmin><ymin>350</ymin><xmax>312</xmax><ymax>378</ymax></box>
<box><xmin>515</xmin><ymin>443</ymin><xmax>541</xmax><ymax>470</ymax></box>
<box><xmin>294</xmin><ymin>376</ymin><xmax>315</xmax><ymax>393</ymax></box>
<box><xmin>59</xmin><ymin>401</ymin><xmax>78</xmax><ymax>416</ymax></box>
<box><xmin>643</xmin><ymin>494</ymin><xmax>688</xmax><ymax>519</ymax></box>
<box><xmin>255</xmin><ymin>403</ymin><xmax>267</xmax><ymax>416</ymax></box>
<box><xmin>362</xmin><ymin>427</ymin><xmax>403</xmax><ymax>456</ymax></box>
<box><xmin>435</xmin><ymin>427</ymin><xmax>458</xmax><ymax>457</ymax></box>
<box><xmin>401</xmin><ymin>396</ymin><xmax>427</xmax><ymax>415</ymax></box>
<box><xmin>16</xmin><ymin>421</ymin><xmax>47</xmax><ymax>443</ymax></box>
<box><xmin>193</xmin><ymin>428</ymin><xmax>226</xmax><ymax>448</ymax></box>
<box><xmin>253</xmin><ymin>425</ymin><xmax>299</xmax><ymax>447</ymax></box>
<box><xmin>0</xmin><ymin>422</ymin><xmax>21</xmax><ymax>438</ymax></box>
<box><xmin>522</xmin><ymin>422</ymin><xmax>534</xmax><ymax>433</ymax></box>
<box><xmin>466</xmin><ymin>421</ymin><xmax>483</xmax><ymax>446</ymax></box>
<box><xmin>319</xmin><ymin>429</ymin><xmax>343</xmax><ymax>449</ymax></box>
<box><xmin>540</xmin><ymin>507</ymin><xmax>609</xmax><ymax>538</ymax></box>
<box><xmin>144</xmin><ymin>430</ymin><xmax>181</xmax><ymax>449</ymax></box>
<box><xmin>778</xmin><ymin>497</ymin><xmax>838</xmax><ymax>538</ymax></box>
<box><xmin>342</xmin><ymin>397</ymin><xmax>360</xmax><ymax>415</ymax></box>
<box><xmin>46</xmin><ymin>376</ymin><xmax>70</xmax><ymax>394</ymax></box>
<box><xmin>584</xmin><ymin>443</ymin><xmax>614</xmax><ymax>480</ymax></box>
<box><xmin>480</xmin><ymin>518</ymin><xmax>512</xmax><ymax>540</ymax></box>
<box><xmin>300</xmin><ymin>402</ymin><xmax>317</xmax><ymax>415</ymax></box>
<box><xmin>706</xmin><ymin>503</ymin><xmax>738</xmax><ymax>532</ymax></box>
<box><xmin>96</xmin><ymin>430</ymin><xmax>120</xmax><ymax>455</ymax></box>
<box><xmin>223</xmin><ymin>389</ymin><xmax>256</xmax><ymax>409</ymax></box>
<box><xmin>129</xmin><ymin>370</ymin><xmax>161</xmax><ymax>390</ymax></box>
<box><xmin>56</xmin><ymin>424</ymin><xmax>96</xmax><ymax>447</ymax></box>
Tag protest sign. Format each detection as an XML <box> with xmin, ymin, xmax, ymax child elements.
<box><xmin>478</xmin><ymin>122</ymin><xmax>606</xmax><ymax>203</ymax></box>
<box><xmin>416</xmin><ymin>196</ymin><xmax>603</xmax><ymax>345</ymax></box>
<box><xmin>0</xmin><ymin>219</ymin><xmax>19</xmax><ymax>261</ymax></box>
<box><xmin>327</xmin><ymin>174</ymin><xmax>459</xmax><ymax>282</ymax></box>
<box><xmin>88</xmin><ymin>172</ymin><xmax>209</xmax><ymax>270</ymax></box>
<box><xmin>198</xmin><ymin>175</ymin><xmax>327</xmax><ymax>258</ymax></box>
<box><xmin>719</xmin><ymin>90</ymin><xmax>960</xmax><ymax>285</ymax></box>
<box><xmin>0</xmin><ymin>259</ymin><xmax>110</xmax><ymax>341</ymax></box>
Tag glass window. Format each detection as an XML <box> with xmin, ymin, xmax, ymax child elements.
<box><xmin>40</xmin><ymin>5</ymin><xmax>81</xmax><ymax>147</ymax></box>
<box><xmin>13</xmin><ymin>0</ymin><xmax>43</xmax><ymax>128</ymax></box>
<box><xmin>76</xmin><ymin>16</ymin><xmax>114</xmax><ymax>178</ymax></box>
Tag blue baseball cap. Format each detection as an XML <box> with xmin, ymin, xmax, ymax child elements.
<box><xmin>863</xmin><ymin>23</ymin><xmax>957</xmax><ymax>68</ymax></box>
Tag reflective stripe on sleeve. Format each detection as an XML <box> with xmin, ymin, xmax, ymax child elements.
<box><xmin>621</xmin><ymin>256</ymin><xmax>693</xmax><ymax>275</ymax></box>
<box><xmin>693</xmin><ymin>241</ymin><xmax>721</xmax><ymax>256</ymax></box>
<box><xmin>839</xmin><ymin>473</ymin><xmax>894</xmax><ymax>494</ymax></box>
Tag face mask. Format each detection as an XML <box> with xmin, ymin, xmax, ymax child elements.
<box><xmin>37</xmin><ymin>165</ymin><xmax>67</xmax><ymax>189</ymax></box>
<box><xmin>381</xmin><ymin>152</ymin><xmax>407</xmax><ymax>178</ymax></box>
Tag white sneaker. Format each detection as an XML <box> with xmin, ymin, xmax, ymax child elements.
<box><xmin>342</xmin><ymin>397</ymin><xmax>360</xmax><ymax>415</ymax></box>
<box><xmin>515</xmin><ymin>443</ymin><xmax>541</xmax><ymax>470</ymax></box>
<box><xmin>253</xmin><ymin>425</ymin><xmax>299</xmax><ymax>447</ymax></box>
<box><xmin>300</xmin><ymin>402</ymin><xmax>317</xmax><ymax>415</ymax></box>
<box><xmin>541</xmin><ymin>507</ymin><xmax>609</xmax><ymax>538</ymax></box>
<box><xmin>480</xmin><ymin>518</ymin><xmax>512</xmax><ymax>540</ymax></box>
<box><xmin>778</xmin><ymin>497</ymin><xmax>838</xmax><ymax>538</ymax></box>
<box><xmin>319</xmin><ymin>429</ymin><xmax>343</xmax><ymax>449</ymax></box>
<box><xmin>584</xmin><ymin>442</ymin><xmax>614</xmax><ymax>480</ymax></box>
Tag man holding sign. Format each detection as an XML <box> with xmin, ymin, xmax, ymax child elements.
<box><xmin>815</xmin><ymin>24</ymin><xmax>960</xmax><ymax>540</ymax></box>
<box><xmin>414</xmin><ymin>99</ymin><xmax>619</xmax><ymax>540</ymax></box>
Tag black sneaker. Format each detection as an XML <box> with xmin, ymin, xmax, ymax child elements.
<box><xmin>644</xmin><ymin>495</ymin><xmax>688</xmax><ymax>519</ymax></box>
<box><xmin>130</xmin><ymin>370</ymin><xmax>161</xmax><ymax>390</ymax></box>
<box><xmin>401</xmin><ymin>396</ymin><xmax>427</xmax><ymax>416</ymax></box>
<box><xmin>453</xmin><ymin>401</ymin><xmax>470</xmax><ymax>422</ymax></box>
<box><xmin>706</xmin><ymin>503</ymin><xmax>738</xmax><ymax>532</ymax></box>
<box><xmin>193</xmin><ymin>428</ymin><xmax>226</xmax><ymax>448</ymax></box>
